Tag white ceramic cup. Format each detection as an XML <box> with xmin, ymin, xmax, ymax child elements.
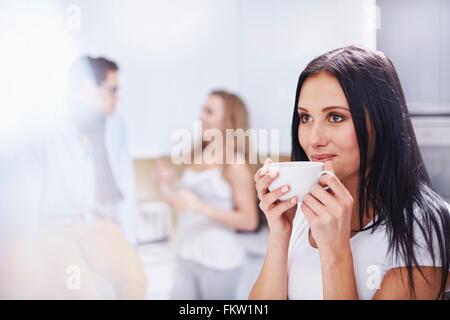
<box><xmin>267</xmin><ymin>161</ymin><xmax>332</xmax><ymax>202</ymax></box>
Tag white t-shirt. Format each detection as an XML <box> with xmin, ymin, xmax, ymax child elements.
<box><xmin>0</xmin><ymin>118</ymin><xmax>94</xmax><ymax>232</ymax></box>
<box><xmin>175</xmin><ymin>167</ymin><xmax>245</xmax><ymax>271</ymax></box>
<box><xmin>287</xmin><ymin>204</ymin><xmax>450</xmax><ymax>300</ymax></box>
<box><xmin>105</xmin><ymin>113</ymin><xmax>139</xmax><ymax>244</ymax></box>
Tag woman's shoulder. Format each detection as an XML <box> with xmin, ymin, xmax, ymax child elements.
<box><xmin>226</xmin><ymin>162</ymin><xmax>252</xmax><ymax>174</ymax></box>
<box><xmin>223</xmin><ymin>162</ymin><xmax>253</xmax><ymax>183</ymax></box>
<box><xmin>183</xmin><ymin>164</ymin><xmax>222</xmax><ymax>178</ymax></box>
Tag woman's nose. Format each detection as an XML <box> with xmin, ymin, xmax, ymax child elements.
<box><xmin>308</xmin><ymin>122</ymin><xmax>329</xmax><ymax>148</ymax></box>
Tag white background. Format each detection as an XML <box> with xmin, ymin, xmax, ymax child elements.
<box><xmin>1</xmin><ymin>0</ymin><xmax>377</xmax><ymax>158</ymax></box>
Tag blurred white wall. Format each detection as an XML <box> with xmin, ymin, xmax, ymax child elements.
<box><xmin>239</xmin><ymin>0</ymin><xmax>377</xmax><ymax>155</ymax></box>
<box><xmin>64</xmin><ymin>0</ymin><xmax>241</xmax><ymax>158</ymax></box>
<box><xmin>1</xmin><ymin>0</ymin><xmax>377</xmax><ymax>158</ymax></box>
<box><xmin>377</xmin><ymin>0</ymin><xmax>450</xmax><ymax>111</ymax></box>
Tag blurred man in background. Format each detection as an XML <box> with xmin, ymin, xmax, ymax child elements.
<box><xmin>0</xmin><ymin>56</ymin><xmax>146</xmax><ymax>299</ymax></box>
<box><xmin>68</xmin><ymin>56</ymin><xmax>139</xmax><ymax>245</ymax></box>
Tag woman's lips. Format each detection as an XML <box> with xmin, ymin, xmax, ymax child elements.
<box><xmin>311</xmin><ymin>155</ymin><xmax>336</xmax><ymax>162</ymax></box>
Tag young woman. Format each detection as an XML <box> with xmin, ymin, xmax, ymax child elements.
<box><xmin>155</xmin><ymin>90</ymin><xmax>259</xmax><ymax>299</ymax></box>
<box><xmin>250</xmin><ymin>46</ymin><xmax>450</xmax><ymax>300</ymax></box>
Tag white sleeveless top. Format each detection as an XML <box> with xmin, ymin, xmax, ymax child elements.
<box><xmin>174</xmin><ymin>166</ymin><xmax>245</xmax><ymax>271</ymax></box>
<box><xmin>287</xmin><ymin>203</ymin><xmax>450</xmax><ymax>300</ymax></box>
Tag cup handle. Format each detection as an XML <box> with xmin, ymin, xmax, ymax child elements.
<box><xmin>318</xmin><ymin>170</ymin><xmax>335</xmax><ymax>192</ymax></box>
<box><xmin>318</xmin><ymin>170</ymin><xmax>335</xmax><ymax>178</ymax></box>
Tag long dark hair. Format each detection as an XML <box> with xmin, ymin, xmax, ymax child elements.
<box><xmin>291</xmin><ymin>45</ymin><xmax>450</xmax><ymax>299</ymax></box>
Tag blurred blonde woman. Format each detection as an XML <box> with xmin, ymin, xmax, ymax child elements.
<box><xmin>155</xmin><ymin>90</ymin><xmax>259</xmax><ymax>299</ymax></box>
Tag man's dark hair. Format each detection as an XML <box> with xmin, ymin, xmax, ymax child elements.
<box><xmin>86</xmin><ymin>56</ymin><xmax>119</xmax><ymax>85</ymax></box>
<box><xmin>69</xmin><ymin>56</ymin><xmax>119</xmax><ymax>88</ymax></box>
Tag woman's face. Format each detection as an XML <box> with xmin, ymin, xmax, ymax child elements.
<box><xmin>298</xmin><ymin>71</ymin><xmax>361</xmax><ymax>181</ymax></box>
<box><xmin>201</xmin><ymin>94</ymin><xmax>225</xmax><ymax>134</ymax></box>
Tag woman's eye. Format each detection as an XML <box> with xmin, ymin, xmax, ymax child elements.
<box><xmin>299</xmin><ymin>114</ymin><xmax>312</xmax><ymax>123</ymax></box>
<box><xmin>329</xmin><ymin>113</ymin><xmax>344</xmax><ymax>123</ymax></box>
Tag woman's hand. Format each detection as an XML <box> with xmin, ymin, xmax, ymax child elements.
<box><xmin>301</xmin><ymin>161</ymin><xmax>354</xmax><ymax>255</ymax></box>
<box><xmin>170</xmin><ymin>189</ymin><xmax>207</xmax><ymax>214</ymax></box>
<box><xmin>254</xmin><ymin>159</ymin><xmax>298</xmax><ymax>238</ymax></box>
<box><xmin>152</xmin><ymin>158</ymin><xmax>176</xmax><ymax>198</ymax></box>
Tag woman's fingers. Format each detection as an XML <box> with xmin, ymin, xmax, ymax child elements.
<box><xmin>254</xmin><ymin>159</ymin><xmax>277</xmax><ymax>199</ymax></box>
<box><xmin>254</xmin><ymin>166</ymin><xmax>268</xmax><ymax>182</ymax></box>
<box><xmin>301</xmin><ymin>201</ymin><xmax>318</xmax><ymax>225</ymax></box>
<box><xmin>302</xmin><ymin>192</ymin><xmax>328</xmax><ymax>217</ymax></box>
<box><xmin>319</xmin><ymin>173</ymin><xmax>353</xmax><ymax>204</ymax></box>
<box><xmin>255</xmin><ymin>170</ymin><xmax>278</xmax><ymax>198</ymax></box>
<box><xmin>262</xmin><ymin>184</ymin><xmax>291</xmax><ymax>209</ymax></box>
<box><xmin>268</xmin><ymin>197</ymin><xmax>297</xmax><ymax>217</ymax></box>
<box><xmin>308</xmin><ymin>184</ymin><xmax>337</xmax><ymax>209</ymax></box>
<box><xmin>253</xmin><ymin>158</ymin><xmax>273</xmax><ymax>182</ymax></box>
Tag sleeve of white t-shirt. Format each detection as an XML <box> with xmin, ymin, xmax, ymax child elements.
<box><xmin>386</xmin><ymin>202</ymin><xmax>450</xmax><ymax>270</ymax></box>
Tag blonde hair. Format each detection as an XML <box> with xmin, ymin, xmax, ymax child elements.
<box><xmin>191</xmin><ymin>90</ymin><xmax>254</xmax><ymax>170</ymax></box>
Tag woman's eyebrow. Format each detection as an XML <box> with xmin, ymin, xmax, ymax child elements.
<box><xmin>297</xmin><ymin>106</ymin><xmax>349</xmax><ymax>112</ymax></box>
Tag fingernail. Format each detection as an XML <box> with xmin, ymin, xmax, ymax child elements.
<box><xmin>281</xmin><ymin>186</ymin><xmax>289</xmax><ymax>193</ymax></box>
<box><xmin>290</xmin><ymin>197</ymin><xmax>297</xmax><ymax>204</ymax></box>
